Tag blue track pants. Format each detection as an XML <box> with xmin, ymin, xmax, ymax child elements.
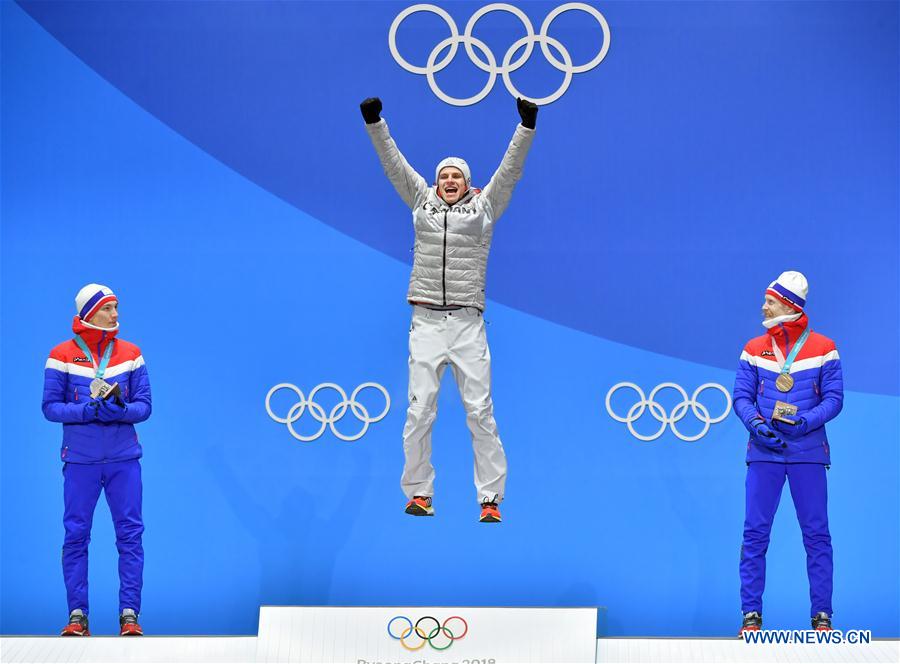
<box><xmin>740</xmin><ymin>461</ymin><xmax>833</xmax><ymax>617</ymax></box>
<box><xmin>62</xmin><ymin>459</ymin><xmax>143</xmax><ymax>614</ymax></box>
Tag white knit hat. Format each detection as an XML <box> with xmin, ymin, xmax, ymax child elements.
<box><xmin>766</xmin><ymin>271</ymin><xmax>808</xmax><ymax>311</ymax></box>
<box><xmin>75</xmin><ymin>284</ymin><xmax>117</xmax><ymax>320</ymax></box>
<box><xmin>434</xmin><ymin>157</ymin><xmax>471</xmax><ymax>186</ymax></box>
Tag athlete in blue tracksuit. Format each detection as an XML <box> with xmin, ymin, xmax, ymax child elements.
<box><xmin>42</xmin><ymin>284</ymin><xmax>151</xmax><ymax>636</ymax></box>
<box><xmin>732</xmin><ymin>271</ymin><xmax>843</xmax><ymax>634</ymax></box>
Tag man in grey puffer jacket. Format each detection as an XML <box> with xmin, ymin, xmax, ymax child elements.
<box><xmin>361</xmin><ymin>96</ymin><xmax>537</xmax><ymax>523</ymax></box>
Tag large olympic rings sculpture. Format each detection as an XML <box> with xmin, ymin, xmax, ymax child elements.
<box><xmin>389</xmin><ymin>3</ymin><xmax>611</xmax><ymax>106</ymax></box>
<box><xmin>605</xmin><ymin>382</ymin><xmax>732</xmax><ymax>442</ymax></box>
<box><xmin>387</xmin><ymin>615</ymin><xmax>468</xmax><ymax>651</ymax></box>
<box><xmin>265</xmin><ymin>382</ymin><xmax>390</xmax><ymax>442</ymax></box>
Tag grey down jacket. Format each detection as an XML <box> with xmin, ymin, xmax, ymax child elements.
<box><xmin>366</xmin><ymin>119</ymin><xmax>535</xmax><ymax>310</ymax></box>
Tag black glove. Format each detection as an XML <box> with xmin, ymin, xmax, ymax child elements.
<box><xmin>517</xmin><ymin>97</ymin><xmax>538</xmax><ymax>129</ymax></box>
<box><xmin>360</xmin><ymin>97</ymin><xmax>383</xmax><ymax>124</ymax></box>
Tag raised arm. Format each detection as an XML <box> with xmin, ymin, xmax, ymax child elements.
<box><xmin>481</xmin><ymin>98</ymin><xmax>537</xmax><ymax>220</ymax></box>
<box><xmin>361</xmin><ymin>97</ymin><xmax>428</xmax><ymax>210</ymax></box>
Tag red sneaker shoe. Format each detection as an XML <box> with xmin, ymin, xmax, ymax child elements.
<box><xmin>738</xmin><ymin>612</ymin><xmax>762</xmax><ymax>637</ymax></box>
<box><xmin>119</xmin><ymin>609</ymin><xmax>143</xmax><ymax>636</ymax></box>
<box><xmin>405</xmin><ymin>496</ymin><xmax>433</xmax><ymax>516</ymax></box>
<box><xmin>60</xmin><ymin>610</ymin><xmax>90</xmax><ymax>637</ymax></box>
<box><xmin>479</xmin><ymin>502</ymin><xmax>502</xmax><ymax>523</ymax></box>
<box><xmin>811</xmin><ymin>612</ymin><xmax>832</xmax><ymax>631</ymax></box>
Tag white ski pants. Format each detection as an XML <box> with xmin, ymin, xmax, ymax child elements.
<box><xmin>401</xmin><ymin>305</ymin><xmax>507</xmax><ymax>503</ymax></box>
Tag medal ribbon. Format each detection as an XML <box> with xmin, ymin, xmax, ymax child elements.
<box><xmin>771</xmin><ymin>326</ymin><xmax>810</xmax><ymax>376</ymax></box>
<box><xmin>74</xmin><ymin>335</ymin><xmax>115</xmax><ymax>379</ymax></box>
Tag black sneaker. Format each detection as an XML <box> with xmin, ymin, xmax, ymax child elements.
<box><xmin>61</xmin><ymin>609</ymin><xmax>90</xmax><ymax>637</ymax></box>
<box><xmin>811</xmin><ymin>612</ymin><xmax>832</xmax><ymax>631</ymax></box>
<box><xmin>119</xmin><ymin>608</ymin><xmax>143</xmax><ymax>636</ymax></box>
<box><xmin>738</xmin><ymin>611</ymin><xmax>762</xmax><ymax>636</ymax></box>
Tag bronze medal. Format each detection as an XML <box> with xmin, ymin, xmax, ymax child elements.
<box><xmin>775</xmin><ymin>373</ymin><xmax>794</xmax><ymax>392</ymax></box>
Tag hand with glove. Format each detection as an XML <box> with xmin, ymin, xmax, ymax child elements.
<box><xmin>82</xmin><ymin>399</ymin><xmax>101</xmax><ymax>422</ymax></box>
<box><xmin>360</xmin><ymin>97</ymin><xmax>383</xmax><ymax>124</ymax></box>
<box><xmin>517</xmin><ymin>97</ymin><xmax>538</xmax><ymax>129</ymax></box>
<box><xmin>772</xmin><ymin>416</ymin><xmax>809</xmax><ymax>437</ymax></box>
<box><xmin>750</xmin><ymin>417</ymin><xmax>786</xmax><ymax>451</ymax></box>
<box><xmin>97</xmin><ymin>398</ymin><xmax>128</xmax><ymax>423</ymax></box>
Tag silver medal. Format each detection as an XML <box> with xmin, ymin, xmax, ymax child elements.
<box><xmin>90</xmin><ymin>378</ymin><xmax>113</xmax><ymax>399</ymax></box>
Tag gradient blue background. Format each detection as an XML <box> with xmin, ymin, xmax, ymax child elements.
<box><xmin>2</xmin><ymin>0</ymin><xmax>898</xmax><ymax>637</ymax></box>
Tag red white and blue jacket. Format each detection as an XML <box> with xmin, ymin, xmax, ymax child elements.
<box><xmin>42</xmin><ymin>317</ymin><xmax>152</xmax><ymax>463</ymax></box>
<box><xmin>732</xmin><ymin>314</ymin><xmax>843</xmax><ymax>464</ymax></box>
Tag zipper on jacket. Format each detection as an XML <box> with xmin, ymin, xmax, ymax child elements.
<box><xmin>442</xmin><ymin>209</ymin><xmax>448</xmax><ymax>306</ymax></box>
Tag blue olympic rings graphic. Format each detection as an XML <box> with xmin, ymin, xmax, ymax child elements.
<box><xmin>387</xmin><ymin>615</ymin><xmax>468</xmax><ymax>651</ymax></box>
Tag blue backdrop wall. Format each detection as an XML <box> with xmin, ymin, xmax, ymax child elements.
<box><xmin>2</xmin><ymin>0</ymin><xmax>898</xmax><ymax>637</ymax></box>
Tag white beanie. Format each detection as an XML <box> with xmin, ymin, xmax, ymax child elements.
<box><xmin>435</xmin><ymin>157</ymin><xmax>471</xmax><ymax>186</ymax></box>
<box><xmin>75</xmin><ymin>284</ymin><xmax>117</xmax><ymax>320</ymax></box>
<box><xmin>766</xmin><ymin>271</ymin><xmax>808</xmax><ymax>311</ymax></box>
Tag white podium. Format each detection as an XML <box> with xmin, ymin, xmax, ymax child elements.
<box><xmin>256</xmin><ymin>606</ymin><xmax>598</xmax><ymax>663</ymax></box>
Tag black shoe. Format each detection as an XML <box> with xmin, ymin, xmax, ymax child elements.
<box><xmin>738</xmin><ymin>611</ymin><xmax>762</xmax><ymax>636</ymax></box>
<box><xmin>811</xmin><ymin>612</ymin><xmax>832</xmax><ymax>631</ymax></box>
<box><xmin>61</xmin><ymin>610</ymin><xmax>90</xmax><ymax>636</ymax></box>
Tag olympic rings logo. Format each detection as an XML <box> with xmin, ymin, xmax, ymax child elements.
<box><xmin>605</xmin><ymin>382</ymin><xmax>732</xmax><ymax>442</ymax></box>
<box><xmin>389</xmin><ymin>3</ymin><xmax>611</xmax><ymax>106</ymax></box>
<box><xmin>387</xmin><ymin>615</ymin><xmax>468</xmax><ymax>651</ymax></box>
<box><xmin>265</xmin><ymin>383</ymin><xmax>390</xmax><ymax>442</ymax></box>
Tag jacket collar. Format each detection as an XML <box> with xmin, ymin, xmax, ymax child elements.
<box><xmin>765</xmin><ymin>312</ymin><xmax>809</xmax><ymax>351</ymax></box>
<box><xmin>72</xmin><ymin>316</ymin><xmax>119</xmax><ymax>349</ymax></box>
